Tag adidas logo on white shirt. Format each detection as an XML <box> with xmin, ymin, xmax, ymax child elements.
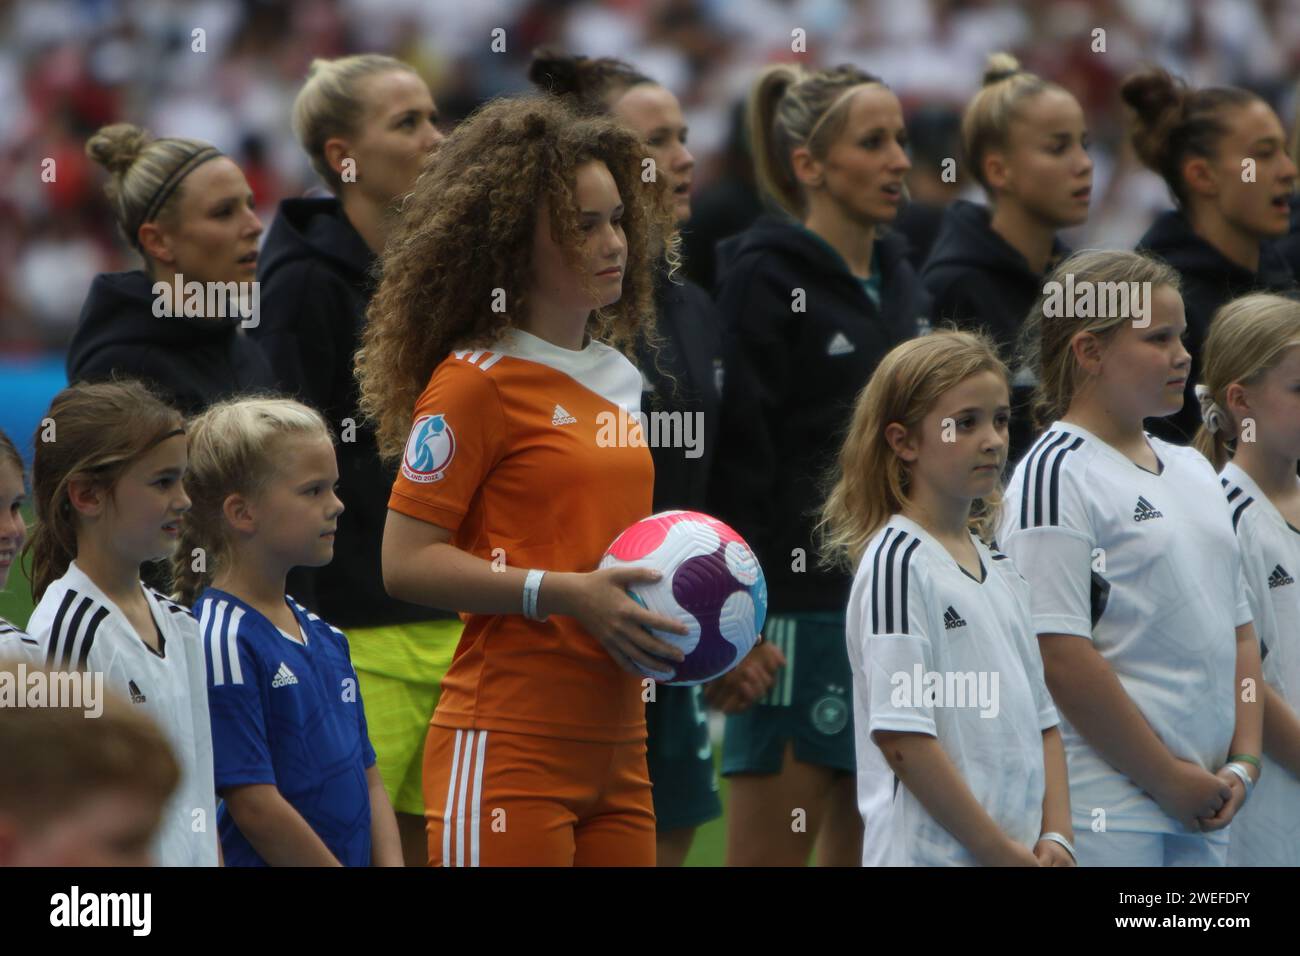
<box><xmin>551</xmin><ymin>404</ymin><xmax>577</xmax><ymax>426</ymax></box>
<box><xmin>271</xmin><ymin>662</ymin><xmax>299</xmax><ymax>688</ymax></box>
<box><xmin>1133</xmin><ymin>496</ymin><xmax>1163</xmax><ymax>521</ymax></box>
<box><xmin>943</xmin><ymin>606</ymin><xmax>967</xmax><ymax>630</ymax></box>
<box><xmin>1269</xmin><ymin>564</ymin><xmax>1295</xmax><ymax>589</ymax></box>
<box><xmin>826</xmin><ymin>332</ymin><xmax>856</xmax><ymax>356</ymax></box>
<box><xmin>127</xmin><ymin>679</ymin><xmax>147</xmax><ymax>704</ymax></box>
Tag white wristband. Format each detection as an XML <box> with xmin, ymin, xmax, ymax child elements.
<box><xmin>1038</xmin><ymin>831</ymin><xmax>1076</xmax><ymax>862</ymax></box>
<box><xmin>522</xmin><ymin>569</ymin><xmax>548</xmax><ymax>622</ymax></box>
<box><xmin>1224</xmin><ymin>761</ymin><xmax>1254</xmax><ymax>799</ymax></box>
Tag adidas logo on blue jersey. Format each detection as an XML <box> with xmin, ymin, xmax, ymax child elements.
<box><xmin>1269</xmin><ymin>564</ymin><xmax>1295</xmax><ymax>589</ymax></box>
<box><xmin>943</xmin><ymin>606</ymin><xmax>967</xmax><ymax>630</ymax></box>
<box><xmin>271</xmin><ymin>662</ymin><xmax>299</xmax><ymax>688</ymax></box>
<box><xmin>127</xmin><ymin>680</ymin><xmax>146</xmax><ymax>704</ymax></box>
<box><xmin>1133</xmin><ymin>496</ymin><xmax>1163</xmax><ymax>522</ymax></box>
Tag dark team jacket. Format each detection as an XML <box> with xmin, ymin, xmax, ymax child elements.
<box><xmin>638</xmin><ymin>267</ymin><xmax>723</xmax><ymax>513</ymax></box>
<box><xmin>66</xmin><ymin>270</ymin><xmax>275</xmax><ymax>416</ymax></box>
<box><xmin>706</xmin><ymin>215</ymin><xmax>928</xmax><ymax>613</ymax></box>
<box><xmin>1137</xmin><ymin>209</ymin><xmax>1297</xmax><ymax>444</ymax></box>
<box><xmin>921</xmin><ymin>200</ymin><xmax>1068</xmax><ymax>466</ymax></box>
<box><xmin>1272</xmin><ymin>194</ymin><xmax>1300</xmax><ymax>284</ymax></box>
<box><xmin>253</xmin><ymin>197</ymin><xmax>454</xmax><ymax>629</ymax></box>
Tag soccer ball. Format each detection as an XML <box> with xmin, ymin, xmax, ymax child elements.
<box><xmin>599</xmin><ymin>510</ymin><xmax>767</xmax><ymax>685</ymax></box>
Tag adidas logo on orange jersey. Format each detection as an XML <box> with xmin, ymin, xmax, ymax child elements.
<box><xmin>551</xmin><ymin>404</ymin><xmax>577</xmax><ymax>426</ymax></box>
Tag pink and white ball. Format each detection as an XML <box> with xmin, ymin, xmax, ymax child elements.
<box><xmin>599</xmin><ymin>510</ymin><xmax>767</xmax><ymax>685</ymax></box>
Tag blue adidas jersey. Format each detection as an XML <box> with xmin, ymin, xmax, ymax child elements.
<box><xmin>197</xmin><ymin>588</ymin><xmax>377</xmax><ymax>866</ymax></box>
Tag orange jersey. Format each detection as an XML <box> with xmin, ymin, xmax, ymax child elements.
<box><xmin>388</xmin><ymin>328</ymin><xmax>654</xmax><ymax>743</ymax></box>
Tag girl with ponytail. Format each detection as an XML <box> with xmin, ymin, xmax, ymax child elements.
<box><xmin>23</xmin><ymin>380</ymin><xmax>218</xmax><ymax>867</ymax></box>
<box><xmin>922</xmin><ymin>52</ymin><xmax>1093</xmax><ymax>466</ymax></box>
<box><xmin>706</xmin><ymin>62</ymin><xmax>928</xmax><ymax>867</ymax></box>
<box><xmin>1194</xmin><ymin>293</ymin><xmax>1300</xmax><ymax>866</ymax></box>
<box><xmin>252</xmin><ymin>53</ymin><xmax>452</xmax><ymax>868</ymax></box>
<box><xmin>181</xmin><ymin>396</ymin><xmax>401</xmax><ymax>866</ymax></box>
<box><xmin>1123</xmin><ymin>67</ymin><xmax>1297</xmax><ymax>444</ymax></box>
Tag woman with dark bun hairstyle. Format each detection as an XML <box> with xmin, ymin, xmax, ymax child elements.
<box><xmin>69</xmin><ymin>124</ymin><xmax>274</xmax><ymax>414</ymax></box>
<box><xmin>1123</xmin><ymin>68</ymin><xmax>1297</xmax><ymax>445</ymax></box>
<box><xmin>251</xmin><ymin>54</ymin><xmax>452</xmax><ymax>868</ymax></box>
<box><xmin>923</xmin><ymin>52</ymin><xmax>1093</xmax><ymax>466</ymax></box>
<box><xmin>529</xmin><ymin>46</ymin><xmax>725</xmax><ymax>867</ymax></box>
<box><xmin>708</xmin><ymin>62</ymin><xmax>927</xmax><ymax>867</ymax></box>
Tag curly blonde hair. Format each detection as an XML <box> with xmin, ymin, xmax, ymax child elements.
<box><xmin>357</xmin><ymin>94</ymin><xmax>677</xmax><ymax>462</ymax></box>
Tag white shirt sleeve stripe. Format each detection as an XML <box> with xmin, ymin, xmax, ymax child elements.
<box><xmin>226</xmin><ymin>605</ymin><xmax>246</xmax><ymax>685</ymax></box>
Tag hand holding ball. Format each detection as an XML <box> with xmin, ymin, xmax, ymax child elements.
<box><xmin>599</xmin><ymin>511</ymin><xmax>767</xmax><ymax>685</ymax></box>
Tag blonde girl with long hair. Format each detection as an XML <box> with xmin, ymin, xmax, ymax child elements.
<box><xmin>998</xmin><ymin>250</ymin><xmax>1263</xmax><ymax>866</ymax></box>
<box><xmin>821</xmin><ymin>329</ymin><xmax>1071</xmax><ymax>866</ymax></box>
<box><xmin>1193</xmin><ymin>293</ymin><xmax>1300</xmax><ymax>866</ymax></box>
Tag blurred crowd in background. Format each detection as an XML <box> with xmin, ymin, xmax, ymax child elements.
<box><xmin>3</xmin><ymin>0</ymin><xmax>1300</xmax><ymax>352</ymax></box>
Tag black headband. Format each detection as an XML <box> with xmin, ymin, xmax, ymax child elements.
<box><xmin>131</xmin><ymin>147</ymin><xmax>223</xmax><ymax>251</ymax></box>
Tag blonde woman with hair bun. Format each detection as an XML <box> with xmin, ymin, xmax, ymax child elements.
<box><xmin>922</xmin><ymin>52</ymin><xmax>1093</xmax><ymax>466</ymax></box>
<box><xmin>68</xmin><ymin>123</ymin><xmax>274</xmax><ymax>416</ymax></box>
<box><xmin>706</xmin><ymin>61</ymin><xmax>929</xmax><ymax>868</ymax></box>
<box><xmin>251</xmin><ymin>53</ymin><xmax>449</xmax><ymax>868</ymax></box>
<box><xmin>1194</xmin><ymin>293</ymin><xmax>1300</xmax><ymax>867</ymax></box>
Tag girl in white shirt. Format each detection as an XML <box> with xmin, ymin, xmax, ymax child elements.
<box><xmin>24</xmin><ymin>380</ymin><xmax>218</xmax><ymax>867</ymax></box>
<box><xmin>998</xmin><ymin>249</ymin><xmax>1262</xmax><ymax>866</ymax></box>
<box><xmin>1194</xmin><ymin>292</ymin><xmax>1300</xmax><ymax>866</ymax></box>
<box><xmin>820</xmin><ymin>328</ymin><xmax>1072</xmax><ymax>866</ymax></box>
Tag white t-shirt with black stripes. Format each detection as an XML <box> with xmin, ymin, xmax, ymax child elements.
<box><xmin>27</xmin><ymin>560</ymin><xmax>217</xmax><ymax>867</ymax></box>
<box><xmin>1218</xmin><ymin>461</ymin><xmax>1300</xmax><ymax>866</ymax></box>
<box><xmin>997</xmin><ymin>422</ymin><xmax>1252</xmax><ymax>837</ymax></box>
<box><xmin>0</xmin><ymin>616</ymin><xmax>40</xmax><ymax>664</ymax></box>
<box><xmin>847</xmin><ymin>514</ymin><xmax>1058</xmax><ymax>866</ymax></box>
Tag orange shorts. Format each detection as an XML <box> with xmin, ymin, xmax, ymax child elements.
<box><xmin>423</xmin><ymin>725</ymin><xmax>656</xmax><ymax>866</ymax></box>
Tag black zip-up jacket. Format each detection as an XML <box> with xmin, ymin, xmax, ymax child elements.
<box><xmin>253</xmin><ymin>196</ymin><xmax>453</xmax><ymax>628</ymax></box>
<box><xmin>707</xmin><ymin>216</ymin><xmax>928</xmax><ymax>612</ymax></box>
<box><xmin>638</xmin><ymin>268</ymin><xmax>723</xmax><ymax>513</ymax></box>
<box><xmin>1272</xmin><ymin>194</ymin><xmax>1300</xmax><ymax>283</ymax></box>
<box><xmin>66</xmin><ymin>270</ymin><xmax>275</xmax><ymax>415</ymax></box>
<box><xmin>1137</xmin><ymin>209</ymin><xmax>1297</xmax><ymax>444</ymax></box>
<box><xmin>921</xmin><ymin>200</ymin><xmax>1067</xmax><ymax>465</ymax></box>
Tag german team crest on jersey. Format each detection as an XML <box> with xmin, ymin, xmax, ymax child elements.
<box><xmin>401</xmin><ymin>414</ymin><xmax>456</xmax><ymax>483</ymax></box>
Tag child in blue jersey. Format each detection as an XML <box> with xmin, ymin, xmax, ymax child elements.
<box><xmin>174</xmin><ymin>397</ymin><xmax>402</xmax><ymax>866</ymax></box>
<box><xmin>820</xmin><ymin>330</ymin><xmax>1072</xmax><ymax>866</ymax></box>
